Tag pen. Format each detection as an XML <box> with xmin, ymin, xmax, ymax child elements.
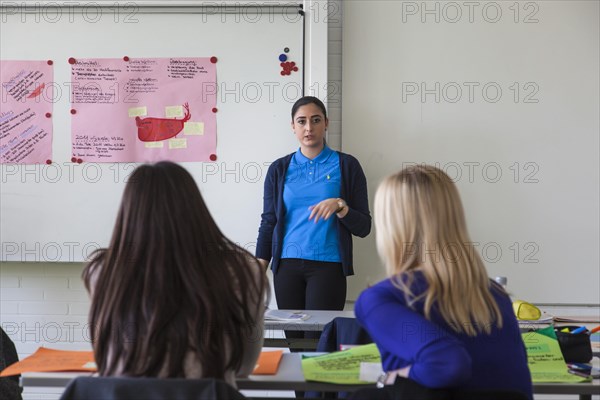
<box><xmin>589</xmin><ymin>325</ymin><xmax>600</xmax><ymax>334</ymax></box>
<box><xmin>570</xmin><ymin>326</ymin><xmax>587</xmax><ymax>334</ymax></box>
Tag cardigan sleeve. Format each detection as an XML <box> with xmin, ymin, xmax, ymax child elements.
<box><xmin>339</xmin><ymin>156</ymin><xmax>371</xmax><ymax>238</ymax></box>
<box><xmin>355</xmin><ymin>287</ymin><xmax>472</xmax><ymax>389</ymax></box>
<box><xmin>255</xmin><ymin>162</ymin><xmax>278</xmax><ymax>261</ymax></box>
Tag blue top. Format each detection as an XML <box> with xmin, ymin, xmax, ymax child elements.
<box><xmin>257</xmin><ymin>151</ymin><xmax>371</xmax><ymax>276</ymax></box>
<box><xmin>282</xmin><ymin>146</ymin><xmax>341</xmax><ymax>262</ymax></box>
<box><xmin>355</xmin><ymin>273</ymin><xmax>533</xmax><ymax>399</ymax></box>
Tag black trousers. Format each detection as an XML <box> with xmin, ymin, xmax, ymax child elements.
<box><xmin>274</xmin><ymin>258</ymin><xmax>347</xmax><ymax>340</ymax></box>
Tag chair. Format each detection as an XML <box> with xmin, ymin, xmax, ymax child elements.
<box><xmin>305</xmin><ymin>317</ymin><xmax>373</xmax><ymax>399</ymax></box>
<box><xmin>59</xmin><ymin>376</ymin><xmax>247</xmax><ymax>400</ymax></box>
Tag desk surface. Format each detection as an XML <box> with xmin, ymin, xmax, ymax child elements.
<box><xmin>21</xmin><ymin>353</ymin><xmax>600</xmax><ymax>396</ymax></box>
<box><xmin>264</xmin><ymin>310</ymin><xmax>354</xmax><ymax>331</ymax></box>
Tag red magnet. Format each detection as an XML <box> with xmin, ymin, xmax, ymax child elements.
<box><xmin>210</xmin><ymin>56</ymin><xmax>218</xmax><ymax>63</ymax></box>
<box><xmin>68</xmin><ymin>57</ymin><xmax>76</xmax><ymax>64</ymax></box>
<box><xmin>45</xmin><ymin>113</ymin><xmax>52</xmax><ymax>118</ymax></box>
<box><xmin>77</xmin><ymin>158</ymin><xmax>83</xmax><ymax>164</ymax></box>
<box><xmin>70</xmin><ymin>109</ymin><xmax>77</xmax><ymax>115</ymax></box>
<box><xmin>123</xmin><ymin>56</ymin><xmax>130</xmax><ymax>62</ymax></box>
<box><xmin>46</xmin><ymin>160</ymin><xmax>52</xmax><ymax>165</ymax></box>
<box><xmin>212</xmin><ymin>107</ymin><xmax>218</xmax><ymax>113</ymax></box>
<box><xmin>209</xmin><ymin>154</ymin><xmax>217</xmax><ymax>161</ymax></box>
<box><xmin>47</xmin><ymin>60</ymin><xmax>53</xmax><ymax>65</ymax></box>
<box><xmin>71</xmin><ymin>157</ymin><xmax>77</xmax><ymax>163</ymax></box>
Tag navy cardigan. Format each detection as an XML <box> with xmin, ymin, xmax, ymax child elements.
<box><xmin>256</xmin><ymin>151</ymin><xmax>371</xmax><ymax>276</ymax></box>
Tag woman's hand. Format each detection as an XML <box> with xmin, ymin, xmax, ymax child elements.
<box><xmin>308</xmin><ymin>198</ymin><xmax>347</xmax><ymax>223</ymax></box>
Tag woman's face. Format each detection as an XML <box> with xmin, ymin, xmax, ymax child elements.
<box><xmin>291</xmin><ymin>103</ymin><xmax>328</xmax><ymax>150</ymax></box>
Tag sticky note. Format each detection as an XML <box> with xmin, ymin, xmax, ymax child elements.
<box><xmin>169</xmin><ymin>138</ymin><xmax>187</xmax><ymax>149</ymax></box>
<box><xmin>128</xmin><ymin>107</ymin><xmax>147</xmax><ymax>117</ymax></box>
<box><xmin>183</xmin><ymin>122</ymin><xmax>204</xmax><ymax>135</ymax></box>
<box><xmin>165</xmin><ymin>105</ymin><xmax>184</xmax><ymax>118</ymax></box>
<box><xmin>144</xmin><ymin>141</ymin><xmax>164</xmax><ymax>148</ymax></box>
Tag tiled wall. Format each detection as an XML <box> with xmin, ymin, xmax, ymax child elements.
<box><xmin>0</xmin><ymin>263</ymin><xmax>91</xmax><ymax>360</ymax></box>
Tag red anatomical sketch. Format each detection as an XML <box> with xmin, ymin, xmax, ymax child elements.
<box><xmin>27</xmin><ymin>83</ymin><xmax>45</xmax><ymax>99</ymax></box>
<box><xmin>135</xmin><ymin>103</ymin><xmax>191</xmax><ymax>142</ymax></box>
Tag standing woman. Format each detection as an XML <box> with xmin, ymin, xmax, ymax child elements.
<box><xmin>354</xmin><ymin>165</ymin><xmax>532</xmax><ymax>398</ymax></box>
<box><xmin>83</xmin><ymin>161</ymin><xmax>267</xmax><ymax>387</ymax></box>
<box><xmin>256</xmin><ymin>96</ymin><xmax>371</xmax><ymax>321</ymax></box>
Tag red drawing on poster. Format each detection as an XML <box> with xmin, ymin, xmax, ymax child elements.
<box><xmin>136</xmin><ymin>103</ymin><xmax>190</xmax><ymax>142</ymax></box>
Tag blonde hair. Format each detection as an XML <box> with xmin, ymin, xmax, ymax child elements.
<box><xmin>374</xmin><ymin>165</ymin><xmax>502</xmax><ymax>336</ymax></box>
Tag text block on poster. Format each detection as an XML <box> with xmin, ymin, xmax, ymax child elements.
<box><xmin>0</xmin><ymin>60</ymin><xmax>53</xmax><ymax>164</ymax></box>
<box><xmin>70</xmin><ymin>57</ymin><xmax>217</xmax><ymax>162</ymax></box>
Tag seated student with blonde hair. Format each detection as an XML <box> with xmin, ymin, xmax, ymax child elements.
<box><xmin>83</xmin><ymin>161</ymin><xmax>267</xmax><ymax>387</ymax></box>
<box><xmin>354</xmin><ymin>165</ymin><xmax>532</xmax><ymax>399</ymax></box>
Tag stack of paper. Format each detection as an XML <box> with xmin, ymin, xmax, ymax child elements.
<box><xmin>522</xmin><ymin>326</ymin><xmax>590</xmax><ymax>383</ymax></box>
<box><xmin>264</xmin><ymin>309</ymin><xmax>310</xmax><ymax>321</ymax></box>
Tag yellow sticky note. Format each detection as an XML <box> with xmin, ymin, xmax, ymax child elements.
<box><xmin>144</xmin><ymin>141</ymin><xmax>164</xmax><ymax>148</ymax></box>
<box><xmin>169</xmin><ymin>138</ymin><xmax>187</xmax><ymax>149</ymax></box>
<box><xmin>128</xmin><ymin>107</ymin><xmax>147</xmax><ymax>117</ymax></box>
<box><xmin>165</xmin><ymin>105</ymin><xmax>184</xmax><ymax>118</ymax></box>
<box><xmin>183</xmin><ymin>122</ymin><xmax>204</xmax><ymax>135</ymax></box>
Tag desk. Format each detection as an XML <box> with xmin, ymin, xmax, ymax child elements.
<box><xmin>21</xmin><ymin>353</ymin><xmax>600</xmax><ymax>400</ymax></box>
<box><xmin>264</xmin><ymin>310</ymin><xmax>354</xmax><ymax>349</ymax></box>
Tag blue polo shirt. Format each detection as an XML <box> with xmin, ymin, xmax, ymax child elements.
<box><xmin>281</xmin><ymin>146</ymin><xmax>341</xmax><ymax>262</ymax></box>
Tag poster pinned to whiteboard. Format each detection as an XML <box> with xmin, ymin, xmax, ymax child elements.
<box><xmin>0</xmin><ymin>60</ymin><xmax>54</xmax><ymax>164</ymax></box>
<box><xmin>70</xmin><ymin>57</ymin><xmax>217</xmax><ymax>163</ymax></box>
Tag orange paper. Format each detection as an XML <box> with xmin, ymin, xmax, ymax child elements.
<box><xmin>0</xmin><ymin>348</ymin><xmax>96</xmax><ymax>377</ymax></box>
<box><xmin>252</xmin><ymin>350</ymin><xmax>283</xmax><ymax>375</ymax></box>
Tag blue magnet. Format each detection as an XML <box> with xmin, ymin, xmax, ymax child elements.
<box><xmin>279</xmin><ymin>54</ymin><xmax>288</xmax><ymax>62</ymax></box>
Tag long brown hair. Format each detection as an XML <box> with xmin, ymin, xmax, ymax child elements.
<box><xmin>374</xmin><ymin>165</ymin><xmax>502</xmax><ymax>336</ymax></box>
<box><xmin>83</xmin><ymin>161</ymin><xmax>267</xmax><ymax>378</ymax></box>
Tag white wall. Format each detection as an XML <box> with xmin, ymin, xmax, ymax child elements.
<box><xmin>342</xmin><ymin>0</ymin><xmax>599</xmax><ymax>304</ymax></box>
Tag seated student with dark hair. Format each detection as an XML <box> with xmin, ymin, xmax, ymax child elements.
<box><xmin>82</xmin><ymin>161</ymin><xmax>268</xmax><ymax>387</ymax></box>
<box><xmin>1</xmin><ymin>327</ymin><xmax>23</xmax><ymax>400</ymax></box>
<box><xmin>354</xmin><ymin>165</ymin><xmax>532</xmax><ymax>399</ymax></box>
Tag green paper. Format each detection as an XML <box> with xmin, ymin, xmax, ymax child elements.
<box><xmin>301</xmin><ymin>343</ymin><xmax>381</xmax><ymax>384</ymax></box>
<box><xmin>522</xmin><ymin>329</ymin><xmax>589</xmax><ymax>383</ymax></box>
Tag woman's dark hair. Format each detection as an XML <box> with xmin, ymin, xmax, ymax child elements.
<box><xmin>291</xmin><ymin>96</ymin><xmax>327</xmax><ymax>120</ymax></box>
<box><xmin>82</xmin><ymin>161</ymin><xmax>266</xmax><ymax>379</ymax></box>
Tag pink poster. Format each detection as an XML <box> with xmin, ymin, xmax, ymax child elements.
<box><xmin>0</xmin><ymin>60</ymin><xmax>53</xmax><ymax>164</ymax></box>
<box><xmin>70</xmin><ymin>57</ymin><xmax>217</xmax><ymax>163</ymax></box>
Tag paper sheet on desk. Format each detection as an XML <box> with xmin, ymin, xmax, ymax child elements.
<box><xmin>0</xmin><ymin>348</ymin><xmax>96</xmax><ymax>377</ymax></box>
<box><xmin>522</xmin><ymin>326</ymin><xmax>589</xmax><ymax>383</ymax></box>
<box><xmin>301</xmin><ymin>343</ymin><xmax>382</xmax><ymax>384</ymax></box>
<box><xmin>252</xmin><ymin>350</ymin><xmax>283</xmax><ymax>375</ymax></box>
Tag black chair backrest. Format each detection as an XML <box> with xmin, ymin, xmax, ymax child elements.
<box><xmin>59</xmin><ymin>376</ymin><xmax>247</xmax><ymax>400</ymax></box>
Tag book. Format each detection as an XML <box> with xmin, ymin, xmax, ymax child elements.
<box><xmin>264</xmin><ymin>309</ymin><xmax>310</xmax><ymax>321</ymax></box>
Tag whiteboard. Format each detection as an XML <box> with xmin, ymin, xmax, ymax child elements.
<box><xmin>342</xmin><ymin>1</ymin><xmax>599</xmax><ymax>304</ymax></box>
<box><xmin>0</xmin><ymin>4</ymin><xmax>304</xmax><ymax>261</ymax></box>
